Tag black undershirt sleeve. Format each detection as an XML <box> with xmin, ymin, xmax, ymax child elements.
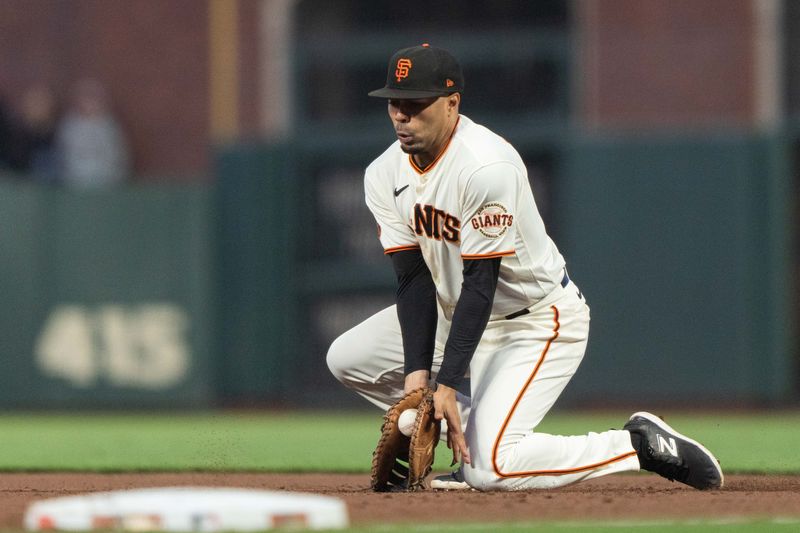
<box><xmin>435</xmin><ymin>257</ymin><xmax>502</xmax><ymax>389</ymax></box>
<box><xmin>390</xmin><ymin>249</ymin><xmax>438</xmax><ymax>375</ymax></box>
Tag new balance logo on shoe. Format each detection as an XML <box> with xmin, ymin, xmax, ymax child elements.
<box><xmin>657</xmin><ymin>434</ymin><xmax>678</xmax><ymax>457</ymax></box>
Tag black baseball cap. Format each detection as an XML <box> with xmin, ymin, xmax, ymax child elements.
<box><xmin>368</xmin><ymin>44</ymin><xmax>464</xmax><ymax>99</ymax></box>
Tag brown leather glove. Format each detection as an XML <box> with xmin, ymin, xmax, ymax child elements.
<box><xmin>370</xmin><ymin>387</ymin><xmax>441</xmax><ymax>492</ymax></box>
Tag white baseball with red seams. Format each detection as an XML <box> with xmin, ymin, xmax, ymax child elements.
<box><xmin>327</xmin><ymin>114</ymin><xmax>640</xmax><ymax>490</ymax></box>
<box><xmin>398</xmin><ymin>409</ymin><xmax>418</xmax><ymax>437</ymax></box>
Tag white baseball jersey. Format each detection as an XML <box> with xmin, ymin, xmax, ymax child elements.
<box><xmin>329</xmin><ymin>114</ymin><xmax>641</xmax><ymax>491</ymax></box>
<box><xmin>365</xmin><ymin>114</ymin><xmax>566</xmax><ymax>319</ymax></box>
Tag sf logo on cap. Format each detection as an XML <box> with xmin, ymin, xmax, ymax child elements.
<box><xmin>395</xmin><ymin>58</ymin><xmax>412</xmax><ymax>82</ymax></box>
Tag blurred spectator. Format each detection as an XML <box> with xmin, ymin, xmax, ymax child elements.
<box><xmin>11</xmin><ymin>84</ymin><xmax>60</xmax><ymax>182</ymax></box>
<box><xmin>56</xmin><ymin>79</ymin><xmax>130</xmax><ymax>187</ymax></box>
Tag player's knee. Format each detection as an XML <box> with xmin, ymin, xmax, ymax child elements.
<box><xmin>325</xmin><ymin>335</ymin><xmax>351</xmax><ymax>383</ymax></box>
<box><xmin>462</xmin><ymin>465</ymin><xmax>505</xmax><ymax>491</ymax></box>
<box><xmin>459</xmin><ymin>443</ymin><xmax>525</xmax><ymax>491</ymax></box>
<box><xmin>463</xmin><ymin>465</ymin><xmax>556</xmax><ymax>491</ymax></box>
<box><xmin>326</xmin><ymin>330</ymin><xmax>370</xmax><ymax>385</ymax></box>
<box><xmin>462</xmin><ymin>446</ymin><xmax>572</xmax><ymax>491</ymax></box>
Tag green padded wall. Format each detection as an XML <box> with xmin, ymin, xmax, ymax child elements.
<box><xmin>214</xmin><ymin>144</ymin><xmax>297</xmax><ymax>403</ymax></box>
<box><xmin>558</xmin><ymin>134</ymin><xmax>794</xmax><ymax>404</ymax></box>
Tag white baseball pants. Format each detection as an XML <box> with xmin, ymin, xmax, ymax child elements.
<box><xmin>326</xmin><ymin>279</ymin><xmax>639</xmax><ymax>490</ymax></box>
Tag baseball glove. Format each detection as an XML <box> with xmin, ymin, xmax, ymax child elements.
<box><xmin>370</xmin><ymin>387</ymin><xmax>441</xmax><ymax>492</ymax></box>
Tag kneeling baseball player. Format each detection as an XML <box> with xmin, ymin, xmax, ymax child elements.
<box><xmin>327</xmin><ymin>44</ymin><xmax>724</xmax><ymax>492</ymax></box>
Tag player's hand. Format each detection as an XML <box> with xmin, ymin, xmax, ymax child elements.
<box><xmin>404</xmin><ymin>369</ymin><xmax>430</xmax><ymax>394</ymax></box>
<box><xmin>433</xmin><ymin>384</ymin><xmax>471</xmax><ymax>466</ymax></box>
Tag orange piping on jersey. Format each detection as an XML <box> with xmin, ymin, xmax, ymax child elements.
<box><xmin>490</xmin><ymin>306</ymin><xmax>637</xmax><ymax>478</ymax></box>
<box><xmin>384</xmin><ymin>244</ymin><xmax>421</xmax><ymax>255</ymax></box>
<box><xmin>494</xmin><ymin>451</ymin><xmax>639</xmax><ymax>477</ymax></box>
<box><xmin>408</xmin><ymin>116</ymin><xmax>460</xmax><ymax>175</ymax></box>
<box><xmin>461</xmin><ymin>250</ymin><xmax>515</xmax><ymax>260</ymax></box>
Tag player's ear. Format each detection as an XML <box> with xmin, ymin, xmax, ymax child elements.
<box><xmin>448</xmin><ymin>93</ymin><xmax>460</xmax><ymax>110</ymax></box>
<box><xmin>445</xmin><ymin>93</ymin><xmax>460</xmax><ymax>116</ymax></box>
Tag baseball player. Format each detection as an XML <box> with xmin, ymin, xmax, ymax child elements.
<box><xmin>327</xmin><ymin>44</ymin><xmax>723</xmax><ymax>491</ymax></box>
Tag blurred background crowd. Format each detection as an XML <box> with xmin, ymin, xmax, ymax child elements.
<box><xmin>0</xmin><ymin>0</ymin><xmax>796</xmax><ymax>409</ymax></box>
<box><xmin>0</xmin><ymin>79</ymin><xmax>129</xmax><ymax>186</ymax></box>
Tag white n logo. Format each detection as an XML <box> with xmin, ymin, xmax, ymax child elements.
<box><xmin>657</xmin><ymin>434</ymin><xmax>678</xmax><ymax>457</ymax></box>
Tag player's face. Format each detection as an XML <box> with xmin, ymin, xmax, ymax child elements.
<box><xmin>388</xmin><ymin>96</ymin><xmax>453</xmax><ymax>156</ymax></box>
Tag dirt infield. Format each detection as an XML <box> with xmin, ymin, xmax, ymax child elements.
<box><xmin>2</xmin><ymin>472</ymin><xmax>798</xmax><ymax>528</ymax></box>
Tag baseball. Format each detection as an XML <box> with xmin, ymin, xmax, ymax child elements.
<box><xmin>398</xmin><ymin>408</ymin><xmax>418</xmax><ymax>437</ymax></box>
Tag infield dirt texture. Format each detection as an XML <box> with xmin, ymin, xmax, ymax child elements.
<box><xmin>2</xmin><ymin>472</ymin><xmax>799</xmax><ymax>528</ymax></box>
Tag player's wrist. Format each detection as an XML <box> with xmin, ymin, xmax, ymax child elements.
<box><xmin>404</xmin><ymin>369</ymin><xmax>431</xmax><ymax>393</ymax></box>
<box><xmin>434</xmin><ymin>383</ymin><xmax>457</xmax><ymax>396</ymax></box>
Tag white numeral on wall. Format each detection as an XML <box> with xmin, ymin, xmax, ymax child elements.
<box><xmin>35</xmin><ymin>304</ymin><xmax>191</xmax><ymax>389</ymax></box>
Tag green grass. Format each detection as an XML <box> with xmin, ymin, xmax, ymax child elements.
<box><xmin>0</xmin><ymin>410</ymin><xmax>798</xmax><ymax>472</ymax></box>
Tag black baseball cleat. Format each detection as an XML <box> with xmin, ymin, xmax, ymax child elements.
<box><xmin>624</xmin><ymin>411</ymin><xmax>724</xmax><ymax>490</ymax></box>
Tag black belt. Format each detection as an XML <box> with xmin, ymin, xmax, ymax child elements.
<box><xmin>504</xmin><ymin>271</ymin><xmax>570</xmax><ymax>320</ymax></box>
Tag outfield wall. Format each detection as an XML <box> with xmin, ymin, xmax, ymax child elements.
<box><xmin>0</xmin><ymin>180</ymin><xmax>216</xmax><ymax>408</ymax></box>
<box><xmin>561</xmin><ymin>133</ymin><xmax>795</xmax><ymax>404</ymax></box>
<box><xmin>0</xmin><ymin>132</ymin><xmax>794</xmax><ymax>408</ymax></box>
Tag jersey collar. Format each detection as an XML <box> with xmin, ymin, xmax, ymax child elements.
<box><xmin>408</xmin><ymin>116</ymin><xmax>461</xmax><ymax>175</ymax></box>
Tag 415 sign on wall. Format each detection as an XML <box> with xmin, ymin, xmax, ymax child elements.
<box><xmin>35</xmin><ymin>304</ymin><xmax>191</xmax><ymax>390</ymax></box>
